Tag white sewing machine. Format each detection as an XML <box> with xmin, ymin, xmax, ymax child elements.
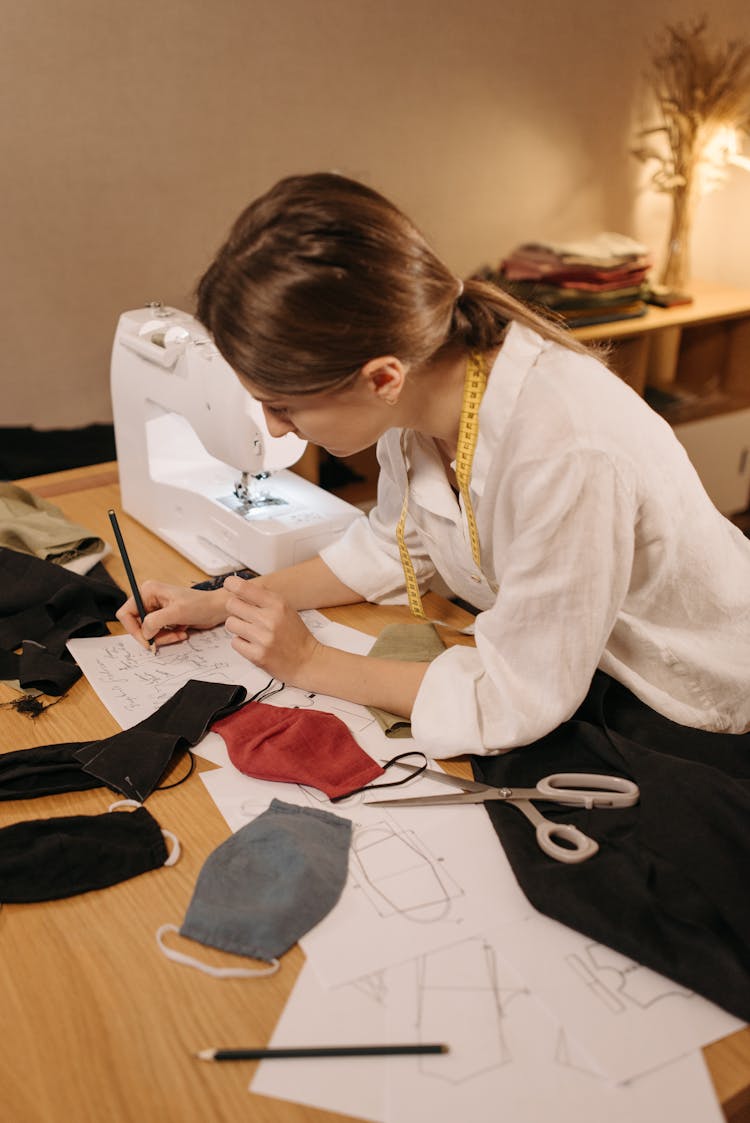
<box><xmin>111</xmin><ymin>304</ymin><xmax>362</xmax><ymax>575</ymax></box>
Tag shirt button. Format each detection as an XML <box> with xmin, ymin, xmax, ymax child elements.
<box><xmin>470</xmin><ymin>573</ymin><xmax>482</xmax><ymax>583</ymax></box>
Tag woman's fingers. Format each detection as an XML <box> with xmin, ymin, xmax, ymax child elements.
<box><xmin>224</xmin><ymin>578</ymin><xmax>285</xmax><ymax>647</ymax></box>
<box><xmin>222</xmin><ymin>578</ymin><xmax>316</xmax><ymax>679</ymax></box>
<box><xmin>116</xmin><ymin>595</ymin><xmax>148</xmax><ymax>640</ymax></box>
<box><xmin>116</xmin><ymin>582</ymin><xmax>229</xmax><ymax>645</ymax></box>
<box><xmin>223</xmin><ymin>575</ymin><xmax>279</xmax><ymax>609</ymax></box>
<box><xmin>152</xmin><ymin>629</ymin><xmax>190</xmax><ymax>647</ymax></box>
<box><xmin>225</xmin><ymin>603</ymin><xmax>275</xmax><ymax>656</ymax></box>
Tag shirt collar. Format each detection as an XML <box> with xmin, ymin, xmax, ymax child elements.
<box><xmin>407</xmin><ymin>432</ymin><xmax>460</xmax><ymax>521</ymax></box>
<box><xmin>471</xmin><ymin>321</ymin><xmax>547</xmax><ymax>496</ymax></box>
<box><xmin>399</xmin><ymin>322</ymin><xmax>546</xmax><ymax>515</ymax></box>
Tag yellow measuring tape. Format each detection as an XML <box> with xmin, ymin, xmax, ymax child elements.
<box><xmin>396</xmin><ymin>352</ymin><xmax>488</xmax><ymax>619</ymax></box>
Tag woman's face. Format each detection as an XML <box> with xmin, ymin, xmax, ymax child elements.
<box><xmin>245</xmin><ymin>367</ymin><xmax>399</xmax><ymax>459</ymax></box>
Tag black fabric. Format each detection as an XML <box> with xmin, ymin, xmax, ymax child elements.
<box><xmin>0</xmin><ymin>742</ymin><xmax>104</xmax><ymax>800</ymax></box>
<box><xmin>0</xmin><ymin>549</ymin><xmax>125</xmax><ymax>630</ymax></box>
<box><xmin>0</xmin><ymin>806</ymin><xmax>167</xmax><ymax>902</ymax></box>
<box><xmin>192</xmin><ymin>568</ymin><xmax>258</xmax><ymax>590</ymax></box>
<box><xmin>471</xmin><ymin>671</ymin><xmax>750</xmax><ymax>1023</ymax></box>
<box><xmin>0</xmin><ymin>679</ymin><xmax>248</xmax><ymax>803</ymax></box>
<box><xmin>0</xmin><ymin>641</ymin><xmax>81</xmax><ymax>696</ymax></box>
<box><xmin>74</xmin><ymin>679</ymin><xmax>247</xmax><ymax>801</ymax></box>
<box><xmin>0</xmin><ymin>548</ymin><xmax>126</xmax><ymax>695</ymax></box>
<box><xmin>0</xmin><ymin>424</ymin><xmax>116</xmax><ymax>480</ymax></box>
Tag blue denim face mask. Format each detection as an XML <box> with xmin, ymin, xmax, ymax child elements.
<box><xmin>156</xmin><ymin>799</ymin><xmax>352</xmax><ymax>979</ymax></box>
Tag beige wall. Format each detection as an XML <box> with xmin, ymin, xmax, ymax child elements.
<box><xmin>2</xmin><ymin>0</ymin><xmax>749</xmax><ymax>427</ymax></box>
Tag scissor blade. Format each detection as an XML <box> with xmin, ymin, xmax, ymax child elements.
<box><xmin>363</xmin><ymin>792</ymin><xmax>488</xmax><ymax>807</ymax></box>
<box><xmin>389</xmin><ymin>762</ymin><xmax>492</xmax><ymax>794</ymax></box>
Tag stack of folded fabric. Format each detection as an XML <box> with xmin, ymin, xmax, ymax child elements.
<box><xmin>484</xmin><ymin>232</ymin><xmax>653</xmax><ymax>328</ymax></box>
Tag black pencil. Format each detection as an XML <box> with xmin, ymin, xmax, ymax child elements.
<box><xmin>107</xmin><ymin>509</ymin><xmax>156</xmax><ymax>653</ymax></box>
<box><xmin>195</xmin><ymin>1043</ymin><xmax>448</xmax><ymax>1061</ymax></box>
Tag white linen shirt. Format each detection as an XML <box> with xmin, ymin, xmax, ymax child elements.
<box><xmin>320</xmin><ymin>321</ymin><xmax>750</xmax><ymax>754</ymax></box>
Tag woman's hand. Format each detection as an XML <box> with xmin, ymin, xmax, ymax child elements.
<box><xmin>115</xmin><ymin>580</ymin><xmax>228</xmax><ymax>650</ymax></box>
<box><xmin>223</xmin><ymin>575</ymin><xmax>320</xmax><ymax>684</ymax></box>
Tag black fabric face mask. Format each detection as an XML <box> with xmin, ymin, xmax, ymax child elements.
<box><xmin>0</xmin><ymin>741</ymin><xmax>103</xmax><ymax>801</ymax></box>
<box><xmin>0</xmin><ymin>803</ymin><xmax>178</xmax><ymax>903</ymax></box>
<box><xmin>0</xmin><ymin>680</ymin><xmax>248</xmax><ymax>803</ymax></box>
<box><xmin>73</xmin><ymin>680</ymin><xmax>247</xmax><ymax>801</ymax></box>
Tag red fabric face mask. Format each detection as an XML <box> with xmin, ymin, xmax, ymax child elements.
<box><xmin>212</xmin><ymin>701</ymin><xmax>386</xmax><ymax>801</ymax></box>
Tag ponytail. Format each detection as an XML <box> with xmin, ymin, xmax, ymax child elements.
<box><xmin>448</xmin><ymin>277</ymin><xmax>597</xmax><ymax>360</ymax></box>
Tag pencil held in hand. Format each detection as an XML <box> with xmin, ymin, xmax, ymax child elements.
<box><xmin>107</xmin><ymin>509</ymin><xmax>156</xmax><ymax>653</ymax></box>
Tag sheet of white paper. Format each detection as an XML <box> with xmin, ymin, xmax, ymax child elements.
<box><xmin>66</xmin><ymin>629</ymin><xmax>271</xmax><ymax>729</ymax></box>
<box><xmin>191</xmin><ymin>731</ymin><xmax>231</xmax><ymax>767</ymax></box>
<box><xmin>491</xmin><ymin>912</ymin><xmax>744</xmax><ymax>1083</ymax></box>
<box><xmin>383</xmin><ymin>931</ymin><xmax>726</xmax><ymax>1123</ymax></box>
<box><xmin>300</xmin><ymin>809</ymin><xmax>532</xmax><ymax>988</ymax></box>
<box><xmin>251</xmin><ymin>933</ymin><xmax>724</xmax><ymax>1123</ymax></box>
<box><xmin>250</xmin><ymin>959</ymin><xmax>387</xmax><ymax>1122</ymax></box>
<box><xmin>299</xmin><ymin>609</ymin><xmax>375</xmax><ymax>655</ymax></box>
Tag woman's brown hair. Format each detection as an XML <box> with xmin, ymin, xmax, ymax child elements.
<box><xmin>196</xmin><ymin>172</ymin><xmax>594</xmax><ymax>396</ymax></box>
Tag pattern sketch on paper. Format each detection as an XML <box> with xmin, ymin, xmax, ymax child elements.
<box><xmin>349</xmin><ymin>820</ymin><xmax>465</xmax><ymax>923</ymax></box>
<box><xmin>273</xmin><ymin>683</ymin><xmax>378</xmax><ymax>734</ymax></box>
<box><xmin>413</xmin><ymin>937</ymin><xmax>528</xmax><ymax>1083</ymax></box>
<box><xmin>350</xmin><ymin>972</ymin><xmax>389</xmax><ymax>1007</ymax></box>
<box><xmin>565</xmin><ymin>942</ymin><xmax>694</xmax><ymax>1014</ymax></box>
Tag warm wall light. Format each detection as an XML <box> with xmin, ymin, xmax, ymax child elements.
<box><xmin>730</xmin><ymin>153</ymin><xmax>750</xmax><ymax>172</ymax></box>
<box><xmin>700</xmin><ymin>125</ymin><xmax>750</xmax><ymax>191</ymax></box>
<box><xmin>632</xmin><ymin>19</ymin><xmax>750</xmax><ymax>293</ymax></box>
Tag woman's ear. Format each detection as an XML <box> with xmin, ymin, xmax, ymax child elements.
<box><xmin>359</xmin><ymin>356</ymin><xmax>407</xmax><ymax>405</ymax></box>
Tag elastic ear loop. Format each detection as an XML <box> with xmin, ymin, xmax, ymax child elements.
<box><xmin>246</xmin><ymin>678</ymin><xmax>286</xmax><ymax>705</ymax></box>
<box><xmin>330</xmin><ymin>751</ymin><xmax>428</xmax><ymax>802</ymax></box>
<box><xmin>157</xmin><ymin>750</ymin><xmax>196</xmax><ymax>791</ymax></box>
<box><xmin>216</xmin><ymin>678</ymin><xmax>286</xmax><ymax>728</ymax></box>
<box><xmin>252</xmin><ymin>679</ymin><xmax>286</xmax><ymax>703</ymax></box>
<box><xmin>108</xmin><ymin>799</ymin><xmax>181</xmax><ymax>866</ymax></box>
<box><xmin>155</xmin><ymin>924</ymin><xmax>280</xmax><ymax>979</ymax></box>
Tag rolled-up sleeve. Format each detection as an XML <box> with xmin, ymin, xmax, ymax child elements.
<box><xmin>411</xmin><ymin>449</ymin><xmax>637</xmax><ymax>754</ymax></box>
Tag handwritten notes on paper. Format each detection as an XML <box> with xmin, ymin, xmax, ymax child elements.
<box><xmin>67</xmin><ymin>628</ymin><xmax>271</xmax><ymax>729</ymax></box>
<box><xmin>66</xmin><ymin>610</ymin><xmax>377</xmax><ymax>731</ymax></box>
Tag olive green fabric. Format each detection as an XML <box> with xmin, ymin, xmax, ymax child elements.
<box><xmin>366</xmin><ymin>622</ymin><xmax>445</xmax><ymax>737</ymax></box>
<box><xmin>0</xmin><ymin>484</ymin><xmax>105</xmax><ymax>569</ymax></box>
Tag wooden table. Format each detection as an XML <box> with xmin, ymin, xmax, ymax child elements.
<box><xmin>1</xmin><ymin>463</ymin><xmax>748</xmax><ymax>1123</ymax></box>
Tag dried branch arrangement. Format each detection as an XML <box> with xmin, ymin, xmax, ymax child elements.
<box><xmin>632</xmin><ymin>18</ymin><xmax>750</xmax><ymax>289</ymax></box>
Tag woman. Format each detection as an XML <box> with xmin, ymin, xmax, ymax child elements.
<box><xmin>116</xmin><ymin>172</ymin><xmax>750</xmax><ymax>754</ymax></box>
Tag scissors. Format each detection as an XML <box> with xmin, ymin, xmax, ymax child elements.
<box><xmin>364</xmin><ymin>766</ymin><xmax>639</xmax><ymax>864</ymax></box>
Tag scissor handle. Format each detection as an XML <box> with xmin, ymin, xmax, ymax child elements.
<box><xmin>536</xmin><ymin>821</ymin><xmax>600</xmax><ymax>864</ymax></box>
<box><xmin>536</xmin><ymin>773</ymin><xmax>639</xmax><ymax>809</ymax></box>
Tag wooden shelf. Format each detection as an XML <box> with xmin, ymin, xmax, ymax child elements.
<box><xmin>571</xmin><ymin>281</ymin><xmax>750</xmax><ymax>406</ymax></box>
<box><xmin>572</xmin><ymin>281</ymin><xmax>750</xmax><ymax>515</ymax></box>
<box><xmin>644</xmin><ymin>388</ymin><xmax>750</xmax><ymax>426</ymax></box>
<box><xmin>572</xmin><ymin>281</ymin><xmax>750</xmax><ymax>342</ymax></box>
